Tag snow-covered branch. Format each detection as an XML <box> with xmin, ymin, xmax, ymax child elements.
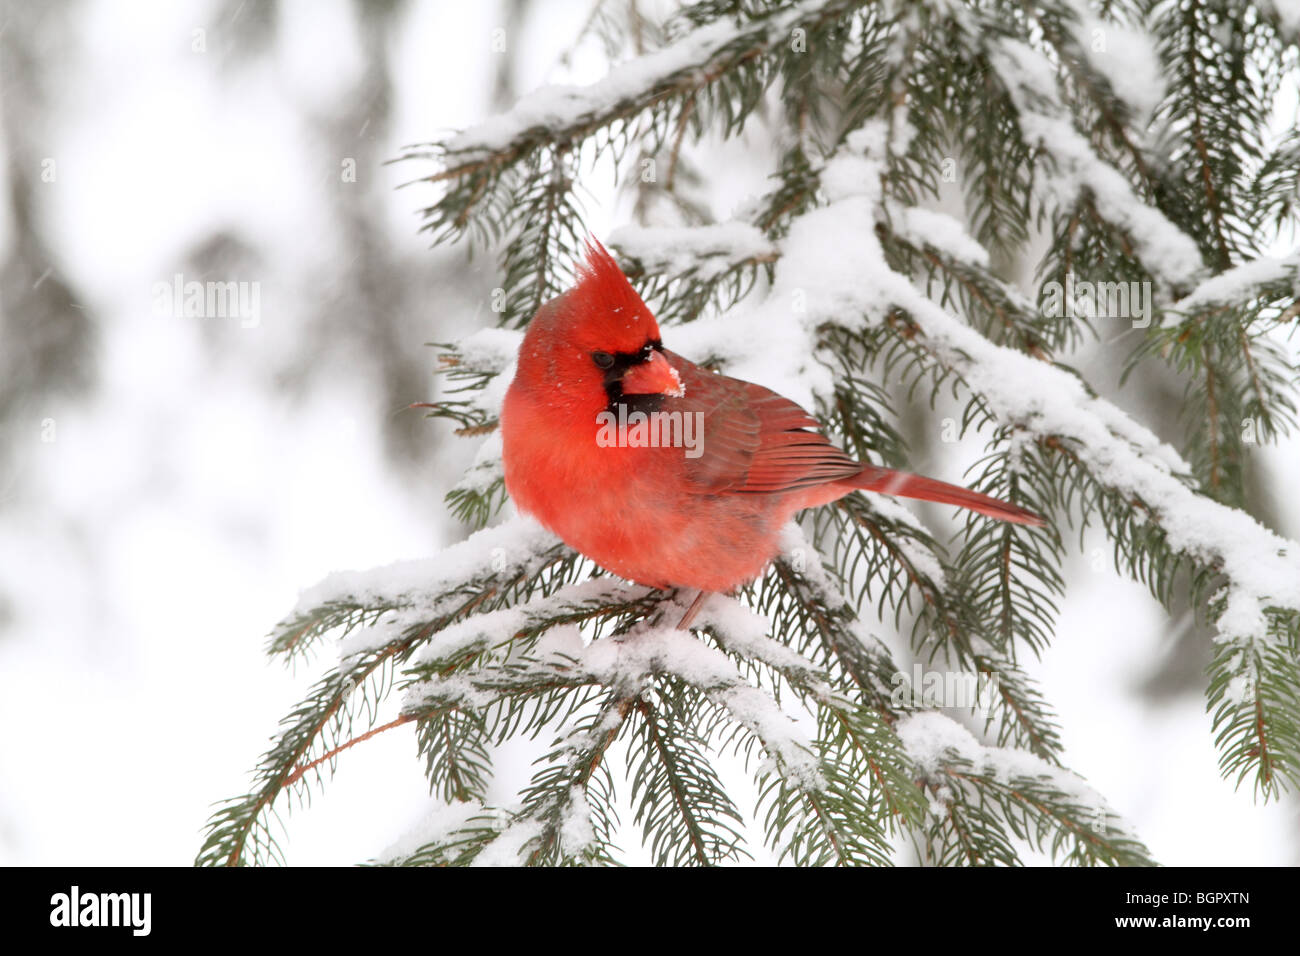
<box><xmin>1173</xmin><ymin>251</ymin><xmax>1300</xmax><ymax>313</ymax></box>
<box><xmin>988</xmin><ymin>37</ymin><xmax>1205</xmax><ymax>290</ymax></box>
<box><xmin>611</xmin><ymin>222</ymin><xmax>778</xmax><ymax>278</ymax></box>
<box><xmin>291</xmin><ymin>515</ymin><xmax>560</xmax><ymax>626</ymax></box>
<box><xmin>406</xmin><ymin>0</ymin><xmax>870</xmax><ymax>177</ymax></box>
<box><xmin>898</xmin><ymin>711</ymin><xmax>1149</xmax><ymax>863</ymax></box>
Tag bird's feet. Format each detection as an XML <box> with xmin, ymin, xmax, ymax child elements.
<box><xmin>676</xmin><ymin>589</ymin><xmax>707</xmax><ymax>631</ymax></box>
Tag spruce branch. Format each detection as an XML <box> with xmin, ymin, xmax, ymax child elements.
<box><xmin>214</xmin><ymin>0</ymin><xmax>1300</xmax><ymax>866</ymax></box>
<box><xmin>400</xmin><ymin>0</ymin><xmax>876</xmax><ymax>244</ymax></box>
<box><xmin>900</xmin><ymin>712</ymin><xmax>1156</xmax><ymax>866</ymax></box>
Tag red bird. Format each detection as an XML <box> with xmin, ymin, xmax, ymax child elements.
<box><xmin>501</xmin><ymin>241</ymin><xmax>1042</xmax><ymax>615</ymax></box>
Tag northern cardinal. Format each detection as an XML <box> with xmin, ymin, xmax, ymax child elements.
<box><xmin>500</xmin><ymin>241</ymin><xmax>1042</xmax><ymax>616</ymax></box>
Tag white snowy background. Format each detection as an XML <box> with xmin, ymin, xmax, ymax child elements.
<box><xmin>0</xmin><ymin>0</ymin><xmax>1297</xmax><ymax>865</ymax></box>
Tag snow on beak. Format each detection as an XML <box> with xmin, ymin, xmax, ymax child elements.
<box><xmin>620</xmin><ymin>350</ymin><xmax>684</xmax><ymax>397</ymax></box>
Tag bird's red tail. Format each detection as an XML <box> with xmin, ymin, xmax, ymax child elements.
<box><xmin>850</xmin><ymin>466</ymin><xmax>1045</xmax><ymax>526</ymax></box>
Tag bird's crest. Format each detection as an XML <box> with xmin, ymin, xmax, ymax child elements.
<box><xmin>567</xmin><ymin>238</ymin><xmax>662</xmax><ymax>350</ymax></box>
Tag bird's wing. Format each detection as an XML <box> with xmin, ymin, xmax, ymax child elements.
<box><xmin>664</xmin><ymin>350</ymin><xmax>863</xmax><ymax>495</ymax></box>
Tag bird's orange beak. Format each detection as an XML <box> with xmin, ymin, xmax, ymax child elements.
<box><xmin>621</xmin><ymin>350</ymin><xmax>684</xmax><ymax>397</ymax></box>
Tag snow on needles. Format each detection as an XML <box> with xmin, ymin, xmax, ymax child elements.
<box><xmin>399</xmin><ymin>590</ymin><xmax>824</xmax><ymax>790</ymax></box>
<box><xmin>455</xmin><ymin>326</ymin><xmax>523</xmax><ymax>373</ymax></box>
<box><xmin>296</xmin><ymin>514</ymin><xmax>552</xmax><ymax>613</ymax></box>
<box><xmin>471</xmin><ymin>818</ymin><xmax>546</xmax><ymax>868</ymax></box>
<box><xmin>610</xmin><ymin>222</ymin><xmax>777</xmax><ymax>280</ymax></box>
<box><xmin>667</xmin><ymin>126</ymin><xmax>887</xmax><ymax>410</ymax></box>
<box><xmin>1061</xmin><ymin>1</ymin><xmax>1167</xmax><ymax>123</ymax></box>
<box><xmin>781</xmin><ymin>130</ymin><xmax>1300</xmax><ymax>648</ymax></box>
<box><xmin>1174</xmin><ymin>252</ymin><xmax>1300</xmax><ymax>313</ymax></box>
<box><xmin>989</xmin><ymin>39</ymin><xmax>1205</xmax><ymax>290</ymax></box>
<box><xmin>897</xmin><ymin>712</ymin><xmax>1134</xmax><ymax>835</ymax></box>
<box><xmin>587</xmin><ymin>624</ymin><xmax>822</xmax><ymax>788</ymax></box>
<box><xmin>289</xmin><ymin>515</ymin><xmax>561</xmax><ymax>658</ymax></box>
<box><xmin>693</xmin><ymin>592</ymin><xmax>830</xmax><ymax>690</ymax></box>
<box><xmin>453</xmin><ymin>326</ymin><xmax>521</xmax><ymax>420</ymax></box>
<box><xmin>378</xmin><ymin>802</ymin><xmax>499</xmax><ymax>864</ymax></box>
<box><xmin>442</xmin><ymin>0</ymin><xmax>853</xmax><ymax>165</ymax></box>
<box><xmin>888</xmin><ymin>203</ymin><xmax>990</xmax><ymax>269</ymax></box>
<box><xmin>403</xmin><ymin>578</ymin><xmax>642</xmax><ymax>675</ymax></box>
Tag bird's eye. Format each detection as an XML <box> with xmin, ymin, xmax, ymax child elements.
<box><xmin>592</xmin><ymin>351</ymin><xmax>615</xmax><ymax>369</ymax></box>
